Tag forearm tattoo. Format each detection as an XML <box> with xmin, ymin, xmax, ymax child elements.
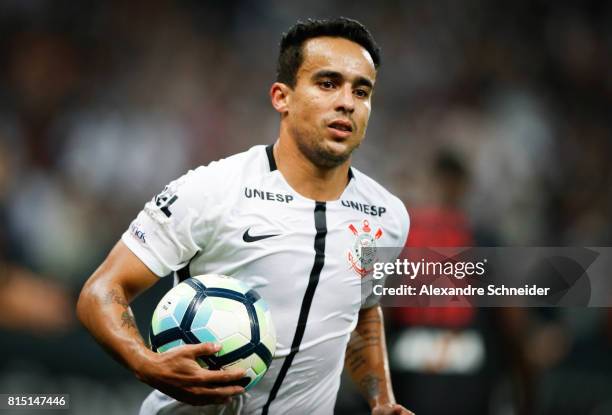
<box><xmin>104</xmin><ymin>289</ymin><xmax>138</xmax><ymax>331</ymax></box>
<box><xmin>346</xmin><ymin>311</ymin><xmax>387</xmax><ymax>402</ymax></box>
<box><xmin>103</xmin><ymin>288</ymin><xmax>128</xmax><ymax>307</ymax></box>
<box><xmin>121</xmin><ymin>310</ymin><xmax>138</xmax><ymax>330</ymax></box>
<box><xmin>359</xmin><ymin>374</ymin><xmax>381</xmax><ymax>400</ymax></box>
<box><xmin>345</xmin><ymin>327</ymin><xmax>381</xmax><ymax>372</ymax></box>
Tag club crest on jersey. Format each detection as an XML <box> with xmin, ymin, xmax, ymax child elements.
<box><xmin>347</xmin><ymin>220</ymin><xmax>383</xmax><ymax>277</ymax></box>
<box><xmin>154</xmin><ymin>185</ymin><xmax>179</xmax><ymax>217</ymax></box>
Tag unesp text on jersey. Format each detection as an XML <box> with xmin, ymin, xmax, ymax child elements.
<box><xmin>244</xmin><ymin>187</ymin><xmax>294</xmax><ymax>203</ymax></box>
<box><xmin>341</xmin><ymin>200</ymin><xmax>387</xmax><ymax>217</ymax></box>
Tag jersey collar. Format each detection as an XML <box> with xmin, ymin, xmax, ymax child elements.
<box><xmin>265</xmin><ymin>144</ymin><xmax>355</xmax><ymax>181</ymax></box>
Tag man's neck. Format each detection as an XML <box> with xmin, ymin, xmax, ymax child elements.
<box><xmin>273</xmin><ymin>138</ymin><xmax>351</xmax><ymax>202</ymax></box>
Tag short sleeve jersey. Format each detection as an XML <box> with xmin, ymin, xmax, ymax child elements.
<box><xmin>123</xmin><ymin>145</ymin><xmax>410</xmax><ymax>415</ymax></box>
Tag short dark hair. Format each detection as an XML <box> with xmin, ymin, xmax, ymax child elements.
<box><xmin>276</xmin><ymin>17</ymin><xmax>381</xmax><ymax>88</ymax></box>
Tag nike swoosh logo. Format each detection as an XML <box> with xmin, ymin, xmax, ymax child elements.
<box><xmin>242</xmin><ymin>228</ymin><xmax>280</xmax><ymax>243</ymax></box>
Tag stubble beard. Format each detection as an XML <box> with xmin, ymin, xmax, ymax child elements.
<box><xmin>293</xmin><ymin>129</ymin><xmax>359</xmax><ymax>169</ymax></box>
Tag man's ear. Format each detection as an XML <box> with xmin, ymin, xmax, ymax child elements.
<box><xmin>270</xmin><ymin>82</ymin><xmax>291</xmax><ymax>114</ymax></box>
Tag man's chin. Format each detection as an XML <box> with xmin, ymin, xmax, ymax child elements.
<box><xmin>325</xmin><ymin>139</ymin><xmax>352</xmax><ymax>155</ymax></box>
<box><xmin>294</xmin><ymin>134</ymin><xmax>358</xmax><ymax>168</ymax></box>
<box><xmin>314</xmin><ymin>143</ymin><xmax>353</xmax><ymax>167</ymax></box>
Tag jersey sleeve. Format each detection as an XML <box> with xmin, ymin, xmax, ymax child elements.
<box><xmin>360</xmin><ymin>200</ymin><xmax>410</xmax><ymax>309</ymax></box>
<box><xmin>121</xmin><ymin>167</ymin><xmax>211</xmax><ymax>277</ymax></box>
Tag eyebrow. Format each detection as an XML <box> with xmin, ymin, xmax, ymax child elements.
<box><xmin>312</xmin><ymin>70</ymin><xmax>374</xmax><ymax>89</ymax></box>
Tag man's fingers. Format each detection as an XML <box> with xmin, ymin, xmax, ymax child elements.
<box><xmin>181</xmin><ymin>342</ymin><xmax>222</xmax><ymax>357</ymax></box>
<box><xmin>390</xmin><ymin>404</ymin><xmax>413</xmax><ymax>415</ymax></box>
<box><xmin>395</xmin><ymin>405</ymin><xmax>414</xmax><ymax>415</ymax></box>
<box><xmin>190</xmin><ymin>384</ymin><xmax>245</xmax><ymax>397</ymax></box>
<box><xmin>197</xmin><ymin>368</ymin><xmax>247</xmax><ymax>384</ymax></box>
<box><xmin>373</xmin><ymin>404</ymin><xmax>414</xmax><ymax>415</ymax></box>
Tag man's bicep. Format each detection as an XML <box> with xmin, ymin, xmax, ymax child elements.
<box><xmin>89</xmin><ymin>240</ymin><xmax>160</xmax><ymax>302</ymax></box>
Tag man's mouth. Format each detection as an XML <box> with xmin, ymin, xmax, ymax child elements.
<box><xmin>328</xmin><ymin>120</ymin><xmax>353</xmax><ymax>133</ymax></box>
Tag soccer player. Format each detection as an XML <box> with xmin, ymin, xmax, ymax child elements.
<box><xmin>77</xmin><ymin>17</ymin><xmax>413</xmax><ymax>415</ymax></box>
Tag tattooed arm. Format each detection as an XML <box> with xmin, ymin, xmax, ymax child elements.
<box><xmin>346</xmin><ymin>305</ymin><xmax>414</xmax><ymax>415</ymax></box>
<box><xmin>76</xmin><ymin>240</ymin><xmax>246</xmax><ymax>405</ymax></box>
<box><xmin>77</xmin><ymin>241</ymin><xmax>156</xmax><ymax>366</ymax></box>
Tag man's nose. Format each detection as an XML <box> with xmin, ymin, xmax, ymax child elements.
<box><xmin>334</xmin><ymin>84</ymin><xmax>355</xmax><ymax>113</ymax></box>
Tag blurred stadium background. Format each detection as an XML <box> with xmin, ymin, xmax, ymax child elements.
<box><xmin>0</xmin><ymin>0</ymin><xmax>610</xmax><ymax>414</ymax></box>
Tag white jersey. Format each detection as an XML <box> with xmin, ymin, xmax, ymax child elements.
<box><xmin>122</xmin><ymin>145</ymin><xmax>409</xmax><ymax>415</ymax></box>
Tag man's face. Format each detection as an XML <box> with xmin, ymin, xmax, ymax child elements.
<box><xmin>284</xmin><ymin>36</ymin><xmax>376</xmax><ymax>168</ymax></box>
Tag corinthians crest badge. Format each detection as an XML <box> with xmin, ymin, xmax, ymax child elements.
<box><xmin>347</xmin><ymin>220</ymin><xmax>383</xmax><ymax>277</ymax></box>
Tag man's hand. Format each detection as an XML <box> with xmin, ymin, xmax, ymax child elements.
<box><xmin>77</xmin><ymin>242</ymin><xmax>245</xmax><ymax>407</ymax></box>
<box><xmin>135</xmin><ymin>342</ymin><xmax>247</xmax><ymax>406</ymax></box>
<box><xmin>372</xmin><ymin>403</ymin><xmax>415</xmax><ymax>415</ymax></box>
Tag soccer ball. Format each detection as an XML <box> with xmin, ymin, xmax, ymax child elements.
<box><xmin>149</xmin><ymin>274</ymin><xmax>276</xmax><ymax>390</ymax></box>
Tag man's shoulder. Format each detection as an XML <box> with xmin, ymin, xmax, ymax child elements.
<box><xmin>195</xmin><ymin>145</ymin><xmax>268</xmax><ymax>175</ymax></box>
<box><xmin>349</xmin><ymin>167</ymin><xmax>406</xmax><ymax>215</ymax></box>
<box><xmin>184</xmin><ymin>145</ymin><xmax>269</xmax><ymax>187</ymax></box>
<box><xmin>162</xmin><ymin>145</ymin><xmax>269</xmax><ymax>204</ymax></box>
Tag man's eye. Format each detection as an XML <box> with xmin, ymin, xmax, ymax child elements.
<box><xmin>320</xmin><ymin>81</ymin><xmax>335</xmax><ymax>89</ymax></box>
<box><xmin>354</xmin><ymin>89</ymin><xmax>369</xmax><ymax>98</ymax></box>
